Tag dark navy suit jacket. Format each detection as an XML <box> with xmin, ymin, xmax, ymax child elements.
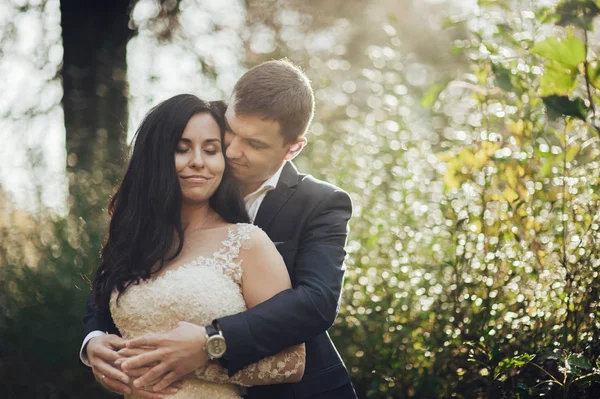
<box><xmin>83</xmin><ymin>162</ymin><xmax>356</xmax><ymax>399</ymax></box>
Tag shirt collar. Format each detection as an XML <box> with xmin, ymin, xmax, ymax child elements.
<box><xmin>244</xmin><ymin>162</ymin><xmax>286</xmax><ymax>199</ymax></box>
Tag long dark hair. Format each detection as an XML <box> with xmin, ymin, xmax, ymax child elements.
<box><xmin>92</xmin><ymin>94</ymin><xmax>248</xmax><ymax>312</ymax></box>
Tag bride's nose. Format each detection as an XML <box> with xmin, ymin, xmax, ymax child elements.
<box><xmin>189</xmin><ymin>148</ymin><xmax>205</xmax><ymax>169</ymax></box>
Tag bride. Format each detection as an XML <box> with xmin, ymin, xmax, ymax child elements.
<box><xmin>90</xmin><ymin>94</ymin><xmax>305</xmax><ymax>398</ymax></box>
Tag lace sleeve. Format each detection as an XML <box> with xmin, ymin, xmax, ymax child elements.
<box><xmin>194</xmin><ymin>343</ymin><xmax>305</xmax><ymax>387</ymax></box>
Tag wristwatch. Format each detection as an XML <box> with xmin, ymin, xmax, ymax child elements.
<box><xmin>204</xmin><ymin>324</ymin><xmax>227</xmax><ymax>360</ymax></box>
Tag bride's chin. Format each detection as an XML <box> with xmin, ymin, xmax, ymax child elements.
<box><xmin>181</xmin><ymin>192</ymin><xmax>217</xmax><ymax>205</ymax></box>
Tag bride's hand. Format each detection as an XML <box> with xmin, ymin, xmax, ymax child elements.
<box><xmin>120</xmin><ymin>321</ymin><xmax>209</xmax><ymax>392</ymax></box>
<box><xmin>117</xmin><ymin>347</ymin><xmax>186</xmax><ymax>394</ymax></box>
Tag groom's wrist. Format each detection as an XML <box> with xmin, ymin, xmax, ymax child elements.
<box><xmin>204</xmin><ymin>321</ymin><xmax>229</xmax><ymax>369</ymax></box>
<box><xmin>214</xmin><ymin>323</ymin><xmax>229</xmax><ymax>370</ymax></box>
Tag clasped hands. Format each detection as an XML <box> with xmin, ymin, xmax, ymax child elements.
<box><xmin>87</xmin><ymin>321</ymin><xmax>209</xmax><ymax>398</ymax></box>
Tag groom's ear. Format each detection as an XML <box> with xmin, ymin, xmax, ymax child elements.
<box><xmin>284</xmin><ymin>137</ymin><xmax>307</xmax><ymax>161</ymax></box>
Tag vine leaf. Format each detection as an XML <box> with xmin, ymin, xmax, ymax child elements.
<box><xmin>494</xmin><ymin>353</ymin><xmax>536</xmax><ymax>380</ymax></box>
<box><xmin>530</xmin><ymin>35</ymin><xmax>585</xmax><ymax>69</ymax></box>
<box><xmin>542</xmin><ymin>95</ymin><xmax>588</xmax><ymax>120</ymax></box>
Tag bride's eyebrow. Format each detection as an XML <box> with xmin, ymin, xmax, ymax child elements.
<box><xmin>177</xmin><ymin>138</ymin><xmax>221</xmax><ymax>144</ymax></box>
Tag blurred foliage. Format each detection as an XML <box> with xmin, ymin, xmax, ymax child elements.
<box><xmin>2</xmin><ymin>0</ymin><xmax>600</xmax><ymax>398</ymax></box>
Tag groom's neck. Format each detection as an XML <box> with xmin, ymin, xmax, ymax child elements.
<box><xmin>241</xmin><ymin>181</ymin><xmax>265</xmax><ymax>197</ymax></box>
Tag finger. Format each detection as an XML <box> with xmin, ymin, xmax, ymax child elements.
<box><xmin>172</xmin><ymin>380</ymin><xmax>185</xmax><ymax>389</ymax></box>
<box><xmin>107</xmin><ymin>334</ymin><xmax>127</xmax><ymax>347</ymax></box>
<box><xmin>96</xmin><ymin>373</ymin><xmax>132</xmax><ymax>395</ymax></box>
<box><xmin>93</xmin><ymin>346</ymin><xmax>123</xmax><ymax>364</ymax></box>
<box><xmin>133</xmin><ymin>363</ymin><xmax>169</xmax><ymax>388</ymax></box>
<box><xmin>139</xmin><ymin>382</ymin><xmax>180</xmax><ymax>396</ymax></box>
<box><xmin>121</xmin><ymin>366</ymin><xmax>153</xmax><ymax>378</ymax></box>
<box><xmin>118</xmin><ymin>347</ymin><xmax>152</xmax><ymax>358</ymax></box>
<box><xmin>121</xmin><ymin>351</ymin><xmax>164</xmax><ymax>371</ymax></box>
<box><xmin>94</xmin><ymin>360</ymin><xmax>130</xmax><ymax>385</ymax></box>
<box><xmin>153</xmin><ymin>370</ymin><xmax>183</xmax><ymax>392</ymax></box>
<box><xmin>158</xmin><ymin>386</ymin><xmax>182</xmax><ymax>395</ymax></box>
<box><xmin>127</xmin><ymin>334</ymin><xmax>162</xmax><ymax>349</ymax></box>
<box><xmin>118</xmin><ymin>359</ymin><xmax>160</xmax><ymax>371</ymax></box>
<box><xmin>130</xmin><ymin>388</ymin><xmax>165</xmax><ymax>399</ymax></box>
<box><xmin>141</xmin><ymin>374</ymin><xmax>164</xmax><ymax>388</ymax></box>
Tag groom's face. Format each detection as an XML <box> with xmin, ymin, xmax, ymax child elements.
<box><xmin>224</xmin><ymin>102</ymin><xmax>292</xmax><ymax>192</ymax></box>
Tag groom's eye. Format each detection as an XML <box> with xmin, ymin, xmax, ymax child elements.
<box><xmin>248</xmin><ymin>140</ymin><xmax>267</xmax><ymax>149</ymax></box>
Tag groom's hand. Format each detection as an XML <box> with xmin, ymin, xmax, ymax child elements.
<box><xmin>86</xmin><ymin>334</ymin><xmax>130</xmax><ymax>394</ymax></box>
<box><xmin>120</xmin><ymin>321</ymin><xmax>209</xmax><ymax>392</ymax></box>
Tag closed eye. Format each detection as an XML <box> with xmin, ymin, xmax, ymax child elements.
<box><xmin>247</xmin><ymin>139</ymin><xmax>268</xmax><ymax>149</ymax></box>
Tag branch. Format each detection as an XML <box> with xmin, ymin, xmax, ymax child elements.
<box><xmin>583</xmin><ymin>29</ymin><xmax>599</xmax><ymax>136</ymax></box>
<box><xmin>530</xmin><ymin>362</ymin><xmax>564</xmax><ymax>387</ymax></box>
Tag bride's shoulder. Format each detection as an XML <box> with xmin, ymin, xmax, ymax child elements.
<box><xmin>233</xmin><ymin>222</ymin><xmax>263</xmax><ymax>237</ymax></box>
<box><xmin>231</xmin><ymin>223</ymin><xmax>273</xmax><ymax>253</ymax></box>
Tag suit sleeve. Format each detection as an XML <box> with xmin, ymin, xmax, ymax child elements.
<box><xmin>216</xmin><ymin>189</ymin><xmax>352</xmax><ymax>375</ymax></box>
<box><xmin>82</xmin><ymin>292</ymin><xmax>120</xmax><ymax>343</ymax></box>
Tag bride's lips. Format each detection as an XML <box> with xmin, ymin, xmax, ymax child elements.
<box><xmin>181</xmin><ymin>175</ymin><xmax>210</xmax><ymax>183</ymax></box>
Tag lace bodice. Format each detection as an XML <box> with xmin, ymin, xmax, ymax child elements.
<box><xmin>110</xmin><ymin>223</ymin><xmax>304</xmax><ymax>399</ymax></box>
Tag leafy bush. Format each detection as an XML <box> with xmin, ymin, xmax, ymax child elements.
<box><xmin>317</xmin><ymin>0</ymin><xmax>600</xmax><ymax>397</ymax></box>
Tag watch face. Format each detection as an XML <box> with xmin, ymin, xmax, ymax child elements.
<box><xmin>207</xmin><ymin>336</ymin><xmax>227</xmax><ymax>358</ymax></box>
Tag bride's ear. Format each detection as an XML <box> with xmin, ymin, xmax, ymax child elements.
<box><xmin>284</xmin><ymin>137</ymin><xmax>307</xmax><ymax>161</ymax></box>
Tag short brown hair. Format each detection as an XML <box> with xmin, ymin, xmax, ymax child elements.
<box><xmin>232</xmin><ymin>59</ymin><xmax>315</xmax><ymax>143</ymax></box>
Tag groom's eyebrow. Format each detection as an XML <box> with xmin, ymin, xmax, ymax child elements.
<box><xmin>224</xmin><ymin>117</ymin><xmax>269</xmax><ymax>148</ymax></box>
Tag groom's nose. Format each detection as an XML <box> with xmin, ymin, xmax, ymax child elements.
<box><xmin>225</xmin><ymin>135</ymin><xmax>243</xmax><ymax>161</ymax></box>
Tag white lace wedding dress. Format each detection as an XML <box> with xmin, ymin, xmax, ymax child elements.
<box><xmin>110</xmin><ymin>223</ymin><xmax>304</xmax><ymax>398</ymax></box>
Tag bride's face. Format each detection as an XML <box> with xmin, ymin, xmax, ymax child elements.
<box><xmin>175</xmin><ymin>112</ymin><xmax>225</xmax><ymax>204</ymax></box>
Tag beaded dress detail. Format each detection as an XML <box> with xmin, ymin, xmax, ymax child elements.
<box><xmin>110</xmin><ymin>223</ymin><xmax>304</xmax><ymax>398</ymax></box>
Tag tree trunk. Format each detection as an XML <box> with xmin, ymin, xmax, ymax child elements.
<box><xmin>60</xmin><ymin>0</ymin><xmax>132</xmax><ymax>211</ymax></box>
<box><xmin>60</xmin><ymin>0</ymin><xmax>133</xmax><ymax>281</ymax></box>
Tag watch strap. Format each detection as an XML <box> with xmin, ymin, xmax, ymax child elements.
<box><xmin>205</xmin><ymin>324</ymin><xmax>219</xmax><ymax>337</ymax></box>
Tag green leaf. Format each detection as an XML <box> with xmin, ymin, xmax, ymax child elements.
<box><xmin>555</xmin><ymin>0</ymin><xmax>600</xmax><ymax>30</ymax></box>
<box><xmin>568</xmin><ymin>353</ymin><xmax>593</xmax><ymax>372</ymax></box>
<box><xmin>538</xmin><ymin>348</ymin><xmax>563</xmax><ymax>361</ymax></box>
<box><xmin>513</xmin><ymin>382</ymin><xmax>540</xmax><ymax>399</ymax></box>
<box><xmin>494</xmin><ymin>353</ymin><xmax>536</xmax><ymax>380</ymax></box>
<box><xmin>540</xmin><ymin>159</ymin><xmax>553</xmax><ymax>177</ymax></box>
<box><xmin>588</xmin><ymin>62</ymin><xmax>600</xmax><ymax>90</ymax></box>
<box><xmin>542</xmin><ymin>95</ymin><xmax>588</xmax><ymax>120</ymax></box>
<box><xmin>421</xmin><ymin>81</ymin><xmax>448</xmax><ymax>108</ymax></box>
<box><xmin>537</xmin><ymin>6</ymin><xmax>559</xmax><ymax>24</ymax></box>
<box><xmin>566</xmin><ymin>144</ymin><xmax>580</xmax><ymax>162</ymax></box>
<box><xmin>540</xmin><ymin>61</ymin><xmax>578</xmax><ymax>96</ymax></box>
<box><xmin>478</xmin><ymin>0</ymin><xmax>511</xmax><ymax>10</ymax></box>
<box><xmin>530</xmin><ymin>36</ymin><xmax>586</xmax><ymax>69</ymax></box>
<box><xmin>492</xmin><ymin>63</ymin><xmax>513</xmax><ymax>91</ymax></box>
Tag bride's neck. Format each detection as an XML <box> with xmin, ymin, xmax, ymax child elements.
<box><xmin>180</xmin><ymin>201</ymin><xmax>213</xmax><ymax>231</ymax></box>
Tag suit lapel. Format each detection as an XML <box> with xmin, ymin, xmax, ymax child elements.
<box><xmin>254</xmin><ymin>161</ymin><xmax>299</xmax><ymax>231</ymax></box>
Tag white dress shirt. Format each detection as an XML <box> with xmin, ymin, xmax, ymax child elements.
<box><xmin>79</xmin><ymin>164</ymin><xmax>285</xmax><ymax>366</ymax></box>
<box><xmin>243</xmin><ymin>163</ymin><xmax>284</xmax><ymax>223</ymax></box>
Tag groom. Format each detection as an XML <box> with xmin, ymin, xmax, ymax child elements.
<box><xmin>82</xmin><ymin>60</ymin><xmax>357</xmax><ymax>399</ymax></box>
